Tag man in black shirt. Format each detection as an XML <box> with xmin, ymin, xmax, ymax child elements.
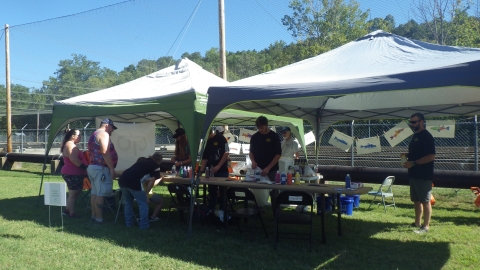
<box><xmin>249</xmin><ymin>116</ymin><xmax>282</xmax><ymax>215</ymax></box>
<box><xmin>402</xmin><ymin>113</ymin><xmax>435</xmax><ymax>234</ymax></box>
<box><xmin>200</xmin><ymin>126</ymin><xmax>230</xmax><ymax>210</ymax></box>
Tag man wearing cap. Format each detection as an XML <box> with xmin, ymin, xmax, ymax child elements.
<box><xmin>279</xmin><ymin>126</ymin><xmax>300</xmax><ymax>174</ymax></box>
<box><xmin>200</xmin><ymin>126</ymin><xmax>230</xmax><ymax>210</ymax></box>
<box><xmin>250</xmin><ymin>116</ymin><xmax>282</xmax><ymax>216</ymax></box>
<box><xmin>87</xmin><ymin>118</ymin><xmax>119</xmax><ymax>224</ymax></box>
<box><xmin>171</xmin><ymin>128</ymin><xmax>191</xmax><ymax>169</ymax></box>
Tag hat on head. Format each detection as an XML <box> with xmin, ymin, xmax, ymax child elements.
<box><xmin>172</xmin><ymin>128</ymin><xmax>186</xmax><ymax>139</ymax></box>
<box><xmin>215</xmin><ymin>126</ymin><xmax>225</xmax><ymax>133</ymax></box>
<box><xmin>151</xmin><ymin>152</ymin><xmax>163</xmax><ymax>163</ymax></box>
<box><xmin>101</xmin><ymin>118</ymin><xmax>117</xmax><ymax>130</ymax></box>
<box><xmin>280</xmin><ymin>126</ymin><xmax>291</xmax><ymax>133</ymax></box>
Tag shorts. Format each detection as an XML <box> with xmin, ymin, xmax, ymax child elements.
<box><xmin>87</xmin><ymin>165</ymin><xmax>113</xmax><ymax>196</ymax></box>
<box><xmin>148</xmin><ymin>193</ymin><xmax>163</xmax><ymax>204</ymax></box>
<box><xmin>62</xmin><ymin>174</ymin><xmax>86</xmax><ymax>191</ymax></box>
<box><xmin>409</xmin><ymin>178</ymin><xmax>432</xmax><ymax>203</ymax></box>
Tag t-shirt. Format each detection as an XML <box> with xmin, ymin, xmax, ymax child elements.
<box><xmin>61</xmin><ymin>148</ymin><xmax>88</xmax><ymax>175</ymax></box>
<box><xmin>408</xmin><ymin>130</ymin><xmax>435</xmax><ymax>180</ymax></box>
<box><xmin>281</xmin><ymin>137</ymin><xmax>300</xmax><ymax>160</ymax></box>
<box><xmin>250</xmin><ymin>130</ymin><xmax>281</xmax><ymax>173</ymax></box>
<box><xmin>202</xmin><ymin>133</ymin><xmax>229</xmax><ymax>174</ymax></box>
<box><xmin>118</xmin><ymin>158</ymin><xmax>160</xmax><ymax>191</ymax></box>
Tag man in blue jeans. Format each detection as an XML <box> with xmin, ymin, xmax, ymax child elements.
<box><xmin>118</xmin><ymin>153</ymin><xmax>163</xmax><ymax>229</ymax></box>
<box><xmin>200</xmin><ymin>126</ymin><xmax>230</xmax><ymax>210</ymax></box>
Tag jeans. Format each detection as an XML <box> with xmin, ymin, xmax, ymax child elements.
<box><xmin>208</xmin><ymin>171</ymin><xmax>229</xmax><ymax>210</ymax></box>
<box><xmin>120</xmin><ymin>187</ymin><xmax>149</xmax><ymax>229</ymax></box>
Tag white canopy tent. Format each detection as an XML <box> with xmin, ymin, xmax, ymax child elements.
<box><xmin>205</xmin><ymin>31</ymin><xmax>480</xmax><ymax>157</ymax></box>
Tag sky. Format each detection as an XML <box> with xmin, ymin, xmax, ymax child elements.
<box><xmin>0</xmin><ymin>0</ymin><xmax>416</xmax><ymax>91</ymax></box>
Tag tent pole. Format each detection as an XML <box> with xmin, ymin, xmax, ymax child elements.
<box><xmin>475</xmin><ymin>115</ymin><xmax>478</xmax><ymax>171</ymax></box>
<box><xmin>315</xmin><ymin>109</ymin><xmax>320</xmax><ymax>167</ymax></box>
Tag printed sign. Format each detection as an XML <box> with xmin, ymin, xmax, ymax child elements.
<box><xmin>235</xmin><ymin>192</ymin><xmax>246</xmax><ymax>197</ymax></box>
<box><xmin>241</xmin><ymin>144</ymin><xmax>250</xmax><ymax>154</ymax></box>
<box><xmin>328</xmin><ymin>130</ymin><xmax>354</xmax><ymax>152</ymax></box>
<box><xmin>384</xmin><ymin>121</ymin><xmax>413</xmax><ymax>147</ymax></box>
<box><xmin>239</xmin><ymin>128</ymin><xmax>256</xmax><ymax>143</ymax></box>
<box><xmin>356</xmin><ymin>136</ymin><xmax>382</xmax><ymax>155</ymax></box>
<box><xmin>304</xmin><ymin>131</ymin><xmax>316</xmax><ymax>146</ymax></box>
<box><xmin>288</xmin><ymin>196</ymin><xmax>302</xmax><ymax>202</ymax></box>
<box><xmin>427</xmin><ymin>120</ymin><xmax>455</xmax><ymax>138</ymax></box>
<box><xmin>44</xmin><ymin>182</ymin><xmax>67</xmax><ymax>206</ymax></box>
<box><xmin>229</xmin><ymin>142</ymin><xmax>241</xmax><ymax>155</ymax></box>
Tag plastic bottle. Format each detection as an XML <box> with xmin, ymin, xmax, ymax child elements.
<box><xmin>188</xmin><ymin>166</ymin><xmax>192</xmax><ymax>178</ymax></box>
<box><xmin>345</xmin><ymin>174</ymin><xmax>351</xmax><ymax>188</ymax></box>
<box><xmin>281</xmin><ymin>172</ymin><xmax>287</xmax><ymax>185</ymax></box>
<box><xmin>275</xmin><ymin>171</ymin><xmax>280</xmax><ymax>184</ymax></box>
<box><xmin>210</xmin><ymin>165</ymin><xmax>215</xmax><ymax>178</ymax></box>
<box><xmin>183</xmin><ymin>166</ymin><xmax>188</xmax><ymax>178</ymax></box>
<box><xmin>205</xmin><ymin>167</ymin><xmax>210</xmax><ymax>179</ymax></box>
<box><xmin>295</xmin><ymin>172</ymin><xmax>301</xmax><ymax>185</ymax></box>
<box><xmin>287</xmin><ymin>171</ymin><xmax>292</xmax><ymax>185</ymax></box>
<box><xmin>171</xmin><ymin>165</ymin><xmax>176</xmax><ymax>176</ymax></box>
<box><xmin>255</xmin><ymin>168</ymin><xmax>260</xmax><ymax>181</ymax></box>
<box><xmin>179</xmin><ymin>166</ymin><xmax>184</xmax><ymax>177</ymax></box>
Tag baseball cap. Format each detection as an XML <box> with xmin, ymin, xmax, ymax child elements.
<box><xmin>280</xmin><ymin>126</ymin><xmax>291</xmax><ymax>133</ymax></box>
<box><xmin>172</xmin><ymin>128</ymin><xmax>186</xmax><ymax>139</ymax></box>
<box><xmin>215</xmin><ymin>126</ymin><xmax>225</xmax><ymax>133</ymax></box>
<box><xmin>101</xmin><ymin>118</ymin><xmax>117</xmax><ymax>130</ymax></box>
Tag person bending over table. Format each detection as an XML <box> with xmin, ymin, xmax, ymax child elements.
<box><xmin>118</xmin><ymin>152</ymin><xmax>163</xmax><ymax>230</ymax></box>
<box><xmin>200</xmin><ymin>126</ymin><xmax>230</xmax><ymax>211</ymax></box>
<box><xmin>249</xmin><ymin>116</ymin><xmax>282</xmax><ymax>216</ymax></box>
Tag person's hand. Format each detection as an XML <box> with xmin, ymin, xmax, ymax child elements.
<box><xmin>212</xmin><ymin>165</ymin><xmax>219</xmax><ymax>174</ymax></box>
<box><xmin>261</xmin><ymin>168</ymin><xmax>269</xmax><ymax>176</ymax></box>
<box><xmin>403</xmin><ymin>161</ymin><xmax>413</xmax><ymax>169</ymax></box>
<box><xmin>175</xmin><ymin>161</ymin><xmax>182</xmax><ymax>167</ymax></box>
<box><xmin>171</xmin><ymin>157</ymin><xmax>175</xmax><ymax>163</ymax></box>
<box><xmin>251</xmin><ymin>161</ymin><xmax>257</xmax><ymax>169</ymax></box>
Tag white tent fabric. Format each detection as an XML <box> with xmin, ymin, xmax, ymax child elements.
<box><xmin>205</xmin><ymin>31</ymin><xmax>480</xmax><ymax>142</ymax></box>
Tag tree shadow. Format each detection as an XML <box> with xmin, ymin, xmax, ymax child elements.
<box><xmin>0</xmin><ymin>195</ymin><xmax>451</xmax><ymax>270</ymax></box>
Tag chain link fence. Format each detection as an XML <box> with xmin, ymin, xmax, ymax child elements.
<box><xmin>1</xmin><ymin>119</ymin><xmax>478</xmax><ymax>171</ymax></box>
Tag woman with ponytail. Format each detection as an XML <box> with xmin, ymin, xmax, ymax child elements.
<box><xmin>60</xmin><ymin>128</ymin><xmax>88</xmax><ymax>218</ymax></box>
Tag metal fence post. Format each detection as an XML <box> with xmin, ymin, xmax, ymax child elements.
<box><xmin>20</xmin><ymin>124</ymin><xmax>27</xmax><ymax>153</ymax></box>
<box><xmin>44</xmin><ymin>124</ymin><xmax>51</xmax><ymax>152</ymax></box>
<box><xmin>83</xmin><ymin>122</ymin><xmax>90</xmax><ymax>151</ymax></box>
<box><xmin>351</xmin><ymin>120</ymin><xmax>354</xmax><ymax>167</ymax></box>
<box><xmin>475</xmin><ymin>115</ymin><xmax>478</xmax><ymax>171</ymax></box>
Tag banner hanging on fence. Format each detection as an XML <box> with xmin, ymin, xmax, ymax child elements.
<box><xmin>384</xmin><ymin>121</ymin><xmax>413</xmax><ymax>147</ymax></box>
<box><xmin>328</xmin><ymin>130</ymin><xmax>354</xmax><ymax>152</ymax></box>
<box><xmin>229</xmin><ymin>142</ymin><xmax>241</xmax><ymax>155</ymax></box>
<box><xmin>426</xmin><ymin>120</ymin><xmax>455</xmax><ymax>138</ymax></box>
<box><xmin>241</xmin><ymin>144</ymin><xmax>250</xmax><ymax>154</ymax></box>
<box><xmin>238</xmin><ymin>129</ymin><xmax>256</xmax><ymax>143</ymax></box>
<box><xmin>356</xmin><ymin>136</ymin><xmax>382</xmax><ymax>155</ymax></box>
<box><xmin>223</xmin><ymin>130</ymin><xmax>234</xmax><ymax>143</ymax></box>
<box><xmin>304</xmin><ymin>131</ymin><xmax>316</xmax><ymax>146</ymax></box>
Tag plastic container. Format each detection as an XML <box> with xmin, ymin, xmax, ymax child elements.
<box><xmin>205</xmin><ymin>167</ymin><xmax>210</xmax><ymax>179</ymax></box>
<box><xmin>287</xmin><ymin>171</ymin><xmax>292</xmax><ymax>185</ymax></box>
<box><xmin>295</xmin><ymin>172</ymin><xmax>300</xmax><ymax>185</ymax></box>
<box><xmin>316</xmin><ymin>196</ymin><xmax>333</xmax><ymax>215</ymax></box>
<box><xmin>345</xmin><ymin>174</ymin><xmax>351</xmax><ymax>188</ymax></box>
<box><xmin>281</xmin><ymin>172</ymin><xmax>286</xmax><ymax>185</ymax></box>
<box><xmin>340</xmin><ymin>196</ymin><xmax>354</xmax><ymax>215</ymax></box>
<box><xmin>275</xmin><ymin>171</ymin><xmax>280</xmax><ymax>184</ymax></box>
<box><xmin>350</xmin><ymin>194</ymin><xmax>361</xmax><ymax>208</ymax></box>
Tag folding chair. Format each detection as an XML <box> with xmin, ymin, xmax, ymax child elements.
<box><xmin>166</xmin><ymin>183</ymin><xmax>193</xmax><ymax>225</ymax></box>
<box><xmin>225</xmin><ymin>187</ymin><xmax>268</xmax><ymax>238</ymax></box>
<box><xmin>77</xmin><ymin>177</ymin><xmax>92</xmax><ymax>207</ymax></box>
<box><xmin>274</xmin><ymin>191</ymin><xmax>314</xmax><ymax>250</ymax></box>
<box><xmin>115</xmin><ymin>190</ymin><xmax>139</xmax><ymax>224</ymax></box>
<box><xmin>368</xmin><ymin>176</ymin><xmax>396</xmax><ymax>212</ymax></box>
<box><xmin>85</xmin><ymin>189</ymin><xmax>118</xmax><ymax>216</ymax></box>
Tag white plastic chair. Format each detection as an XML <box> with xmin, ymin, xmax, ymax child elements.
<box><xmin>368</xmin><ymin>176</ymin><xmax>396</xmax><ymax>212</ymax></box>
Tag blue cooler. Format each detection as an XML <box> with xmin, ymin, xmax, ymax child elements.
<box><xmin>350</xmin><ymin>194</ymin><xmax>361</xmax><ymax>208</ymax></box>
<box><xmin>316</xmin><ymin>195</ymin><xmax>333</xmax><ymax>215</ymax></box>
<box><xmin>340</xmin><ymin>196</ymin><xmax>354</xmax><ymax>216</ymax></box>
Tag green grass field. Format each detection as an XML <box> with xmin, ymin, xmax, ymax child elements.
<box><xmin>1</xmin><ymin>163</ymin><xmax>479</xmax><ymax>269</ymax></box>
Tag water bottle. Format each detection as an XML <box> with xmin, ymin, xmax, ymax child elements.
<box><xmin>205</xmin><ymin>167</ymin><xmax>210</xmax><ymax>179</ymax></box>
<box><xmin>345</xmin><ymin>174</ymin><xmax>351</xmax><ymax>188</ymax></box>
<box><xmin>210</xmin><ymin>165</ymin><xmax>214</xmax><ymax>178</ymax></box>
<box><xmin>255</xmin><ymin>169</ymin><xmax>260</xmax><ymax>181</ymax></box>
<box><xmin>275</xmin><ymin>171</ymin><xmax>280</xmax><ymax>184</ymax></box>
<box><xmin>183</xmin><ymin>166</ymin><xmax>188</xmax><ymax>178</ymax></box>
<box><xmin>171</xmin><ymin>165</ymin><xmax>176</xmax><ymax>176</ymax></box>
<box><xmin>179</xmin><ymin>166</ymin><xmax>184</xmax><ymax>177</ymax></box>
<box><xmin>281</xmin><ymin>172</ymin><xmax>286</xmax><ymax>185</ymax></box>
<box><xmin>287</xmin><ymin>171</ymin><xmax>292</xmax><ymax>185</ymax></box>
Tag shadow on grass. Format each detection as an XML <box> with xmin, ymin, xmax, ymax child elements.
<box><xmin>0</xmin><ymin>195</ymin><xmax>451</xmax><ymax>270</ymax></box>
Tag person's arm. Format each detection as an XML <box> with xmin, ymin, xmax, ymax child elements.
<box><xmin>98</xmin><ymin>132</ymin><xmax>115</xmax><ymax>178</ymax></box>
<box><xmin>249</xmin><ymin>152</ymin><xmax>257</xmax><ymax>169</ymax></box>
<box><xmin>404</xmin><ymin>154</ymin><xmax>435</xmax><ymax>168</ymax></box>
<box><xmin>213</xmin><ymin>152</ymin><xmax>229</xmax><ymax>174</ymax></box>
<box><xmin>65</xmin><ymin>143</ymin><xmax>88</xmax><ymax>170</ymax></box>
<box><xmin>199</xmin><ymin>159</ymin><xmax>208</xmax><ymax>173</ymax></box>
<box><xmin>261</xmin><ymin>154</ymin><xmax>281</xmax><ymax>175</ymax></box>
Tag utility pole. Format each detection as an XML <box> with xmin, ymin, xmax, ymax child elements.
<box><xmin>5</xmin><ymin>24</ymin><xmax>12</xmax><ymax>153</ymax></box>
<box><xmin>218</xmin><ymin>0</ymin><xmax>227</xmax><ymax>80</ymax></box>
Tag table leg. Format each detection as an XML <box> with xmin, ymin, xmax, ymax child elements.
<box><xmin>203</xmin><ymin>184</ymin><xmax>207</xmax><ymax>205</ymax></box>
<box><xmin>223</xmin><ymin>187</ymin><xmax>227</xmax><ymax>228</ymax></box>
<box><xmin>337</xmin><ymin>193</ymin><xmax>342</xmax><ymax>236</ymax></box>
<box><xmin>320</xmin><ymin>193</ymin><xmax>326</xmax><ymax>244</ymax></box>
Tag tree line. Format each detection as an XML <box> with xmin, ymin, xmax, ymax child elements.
<box><xmin>1</xmin><ymin>0</ymin><xmax>479</xmax><ymax>130</ymax></box>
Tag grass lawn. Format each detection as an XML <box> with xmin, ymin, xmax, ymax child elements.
<box><xmin>1</xmin><ymin>163</ymin><xmax>479</xmax><ymax>269</ymax></box>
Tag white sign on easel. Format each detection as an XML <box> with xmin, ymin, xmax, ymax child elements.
<box><xmin>44</xmin><ymin>182</ymin><xmax>67</xmax><ymax>206</ymax></box>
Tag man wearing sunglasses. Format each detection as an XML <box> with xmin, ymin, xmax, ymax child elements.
<box><xmin>402</xmin><ymin>113</ymin><xmax>435</xmax><ymax>234</ymax></box>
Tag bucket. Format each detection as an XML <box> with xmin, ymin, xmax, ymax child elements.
<box><xmin>316</xmin><ymin>195</ymin><xmax>333</xmax><ymax>215</ymax></box>
<box><xmin>340</xmin><ymin>196</ymin><xmax>354</xmax><ymax>216</ymax></box>
<box><xmin>350</xmin><ymin>195</ymin><xmax>360</xmax><ymax>208</ymax></box>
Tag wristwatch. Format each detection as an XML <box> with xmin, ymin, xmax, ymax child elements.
<box><xmin>412</xmin><ymin>161</ymin><xmax>417</xmax><ymax>166</ymax></box>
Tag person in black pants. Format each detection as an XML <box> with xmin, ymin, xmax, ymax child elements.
<box><xmin>249</xmin><ymin>116</ymin><xmax>282</xmax><ymax>216</ymax></box>
<box><xmin>200</xmin><ymin>126</ymin><xmax>230</xmax><ymax>210</ymax></box>
<box><xmin>402</xmin><ymin>112</ymin><xmax>435</xmax><ymax>234</ymax></box>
